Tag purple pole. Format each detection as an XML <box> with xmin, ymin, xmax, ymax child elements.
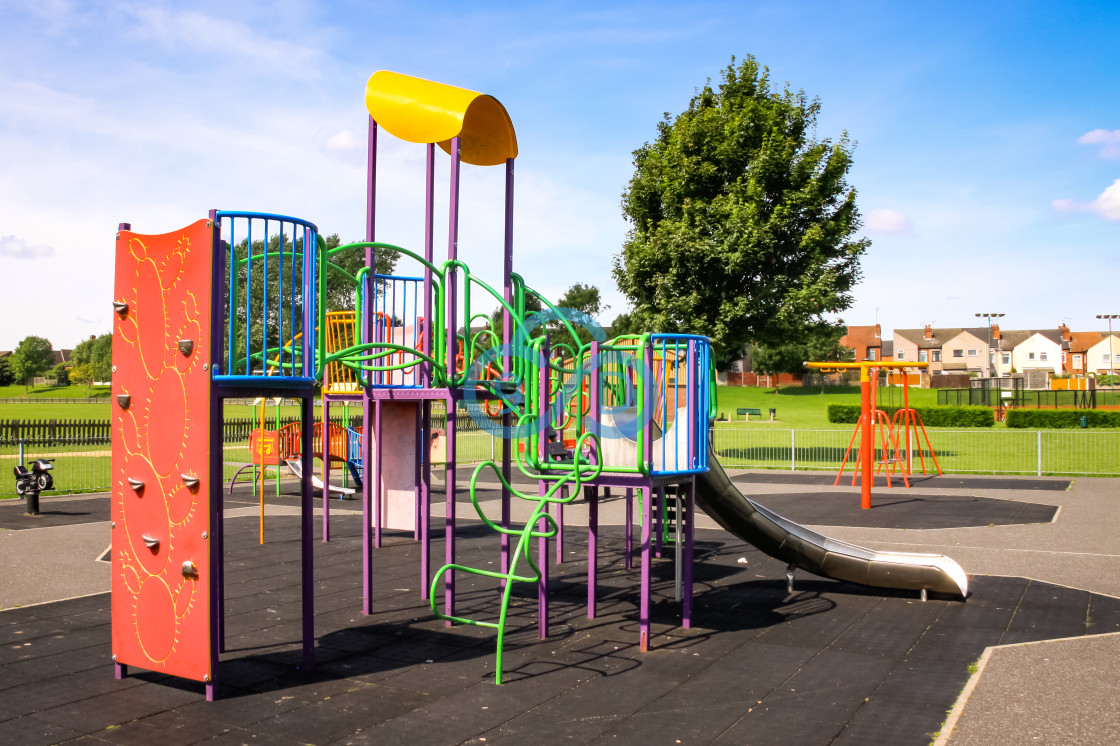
<box><xmin>538</xmin><ymin>478</ymin><xmax>549</xmax><ymax>639</ymax></box>
<box><xmin>300</xmin><ymin>396</ymin><xmax>315</xmax><ymax>669</ymax></box>
<box><xmin>362</xmin><ymin>117</ymin><xmax>377</xmax><ymax>612</ymax></box>
<box><xmin>207</xmin><ymin>212</ymin><xmax>224</xmax><ymax>700</ymax></box>
<box><xmin>414</xmin><ymin>403</ymin><xmax>421</xmax><ymax>541</ymax></box>
<box><xmin>556</xmin><ymin>487</ymin><xmax>564</xmax><ymax>564</ymax></box>
<box><xmin>501</xmin><ymin>157</ymin><xmax>514</xmax><ymax>573</ymax></box>
<box><xmin>625</xmin><ymin>487</ymin><xmax>633</xmax><ymax>570</ymax></box>
<box><xmin>588</xmin><ymin>485</ymin><xmax>597</xmax><ymax>618</ymax></box>
<box><xmin>421</xmin><ymin>400</ymin><xmax>431</xmax><ymax>600</ymax></box>
<box><xmin>537</xmin><ymin>340</ymin><xmax>549</xmax><ymax>639</ymax></box>
<box><xmin>444</xmin><ymin>137</ymin><xmax>461</xmax><ymax>623</ymax></box>
<box><xmin>374</xmin><ymin>399</ymin><xmax>383</xmax><ymax>548</ymax></box>
<box><xmin>655</xmin><ymin>485</ymin><xmax>663</xmax><ymax>559</ymax></box>
<box><xmin>362</xmin><ymin>396</ymin><xmax>373</xmax><ymax>614</ymax></box>
<box><xmin>422</xmin><ymin>143</ymin><xmax>434</xmax><ymax>388</ymax></box>
<box><xmin>684</xmin><ymin>477</ymin><xmax>694</xmax><ymax>629</ymax></box>
<box><xmin>640</xmin><ymin>485</ymin><xmax>651</xmax><ymax>652</ymax></box>
<box><xmin>322</xmin><ymin>398</ymin><xmax>331</xmax><ymax>542</ymax></box>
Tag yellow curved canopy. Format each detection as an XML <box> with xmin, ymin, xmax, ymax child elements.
<box><xmin>365</xmin><ymin>70</ymin><xmax>518</xmax><ymax>166</ymax></box>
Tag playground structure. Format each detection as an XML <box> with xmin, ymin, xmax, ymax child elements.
<box><xmin>804</xmin><ymin>361</ymin><xmax>941</xmax><ymax>508</ymax></box>
<box><xmin>110</xmin><ymin>71</ymin><xmax>967</xmax><ymax>699</ymax></box>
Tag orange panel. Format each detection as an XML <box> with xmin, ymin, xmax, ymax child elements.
<box><xmin>111</xmin><ymin>219</ymin><xmax>213</xmax><ymax>683</ymax></box>
<box><xmin>250</xmin><ymin>430</ymin><xmax>282</xmax><ymax>466</ymax></box>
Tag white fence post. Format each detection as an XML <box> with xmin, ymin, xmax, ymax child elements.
<box><xmin>1037</xmin><ymin>430</ymin><xmax>1042</xmax><ymax>476</ymax></box>
<box><xmin>790</xmin><ymin>429</ymin><xmax>796</xmax><ymax>471</ymax></box>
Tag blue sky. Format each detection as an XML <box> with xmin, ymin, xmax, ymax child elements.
<box><xmin>2</xmin><ymin>0</ymin><xmax>1118</xmax><ymax>352</ymax></box>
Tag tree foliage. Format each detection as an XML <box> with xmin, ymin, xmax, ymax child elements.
<box><xmin>749</xmin><ymin>321</ymin><xmax>850</xmax><ymax>380</ymax></box>
<box><xmin>547</xmin><ymin>283</ymin><xmax>606</xmax><ymax>356</ymax></box>
<box><xmin>225</xmin><ymin>233</ymin><xmax>397</xmax><ymax>373</ymax></box>
<box><xmin>70</xmin><ymin>362</ymin><xmax>98</xmax><ymax>396</ymax></box>
<box><xmin>613</xmin><ymin>55</ymin><xmax>869</xmax><ymax>370</ymax></box>
<box><xmin>72</xmin><ymin>334</ymin><xmax>113</xmax><ymax>383</ymax></box>
<box><xmin>10</xmin><ymin>336</ymin><xmax>54</xmax><ymax>390</ymax></box>
<box><xmin>0</xmin><ymin>357</ymin><xmax>14</xmax><ymax>387</ymax></box>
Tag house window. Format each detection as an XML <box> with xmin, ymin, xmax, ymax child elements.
<box><xmin>1062</xmin><ymin>351</ymin><xmax>1067</xmax><ymax>364</ymax></box>
<box><xmin>953</xmin><ymin>349</ymin><xmax>964</xmax><ymax>358</ymax></box>
<box><xmin>1104</xmin><ymin>353</ymin><xmax>1111</xmax><ymax>362</ymax></box>
<box><xmin>1029</xmin><ymin>352</ymin><xmax>1036</xmax><ymax>360</ymax></box>
<box><xmin>1040</xmin><ymin>352</ymin><xmax>1048</xmax><ymax>362</ymax></box>
<box><xmin>1074</xmin><ymin>354</ymin><xmax>1083</xmax><ymax>367</ymax></box>
<box><xmin>932</xmin><ymin>350</ymin><xmax>941</xmax><ymax>362</ymax></box>
<box><xmin>966</xmin><ymin>349</ymin><xmax>977</xmax><ymax>357</ymax></box>
<box><xmin>867</xmin><ymin>349</ymin><xmax>877</xmax><ymax>361</ymax></box>
<box><xmin>1002</xmin><ymin>352</ymin><xmax>1011</xmax><ymax>365</ymax></box>
<box><xmin>897</xmin><ymin>350</ymin><xmax>905</xmax><ymax>361</ymax></box>
<box><xmin>918</xmin><ymin>350</ymin><xmax>928</xmax><ymax>362</ymax></box>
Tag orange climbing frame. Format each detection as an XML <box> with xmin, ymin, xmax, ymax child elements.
<box><xmin>111</xmin><ymin>219</ymin><xmax>215</xmax><ymax>683</ymax></box>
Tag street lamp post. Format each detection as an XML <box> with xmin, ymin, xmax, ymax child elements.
<box><xmin>1097</xmin><ymin>314</ymin><xmax>1119</xmax><ymax>406</ymax></box>
<box><xmin>975</xmin><ymin>312</ymin><xmax>1005</xmax><ymax>378</ymax></box>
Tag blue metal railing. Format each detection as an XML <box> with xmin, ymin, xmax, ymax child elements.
<box><xmin>213</xmin><ymin>211</ymin><xmax>319</xmax><ymax>387</ymax></box>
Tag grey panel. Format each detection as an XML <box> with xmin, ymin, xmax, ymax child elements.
<box><xmin>695</xmin><ymin>456</ymin><xmax>968</xmax><ymax>598</ymax></box>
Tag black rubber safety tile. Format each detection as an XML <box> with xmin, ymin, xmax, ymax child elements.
<box><xmin>251</xmin><ymin>682</ymin><xmax>432</xmax><ymax>744</ymax></box>
<box><xmin>736</xmin><ymin>472</ymin><xmax>1071</xmax><ymax>491</ymax></box>
<box><xmin>0</xmin><ymin>712</ymin><xmax>85</xmax><ymax>745</ymax></box>
<box><xmin>710</xmin><ymin>683</ymin><xmax>873</xmax><ymax>746</ymax></box>
<box><xmin>34</xmin><ymin>689</ymin><xmax>173</xmax><ymax>735</ymax></box>
<box><xmin>742</xmin><ymin>491</ymin><xmax>1057</xmax><ymax>529</ymax></box>
<box><xmin>0</xmin><ymin>496</ymin><xmax>111</xmax><ymax>530</ymax></box>
<box><xmin>1087</xmin><ymin>594</ymin><xmax>1120</xmax><ymax>635</ymax></box>
<box><xmin>89</xmin><ymin>707</ymin><xmax>239</xmax><ymax>746</ymax></box>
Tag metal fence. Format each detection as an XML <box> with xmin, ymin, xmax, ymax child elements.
<box><xmin>712</xmin><ymin>426</ymin><xmax>1120</xmax><ymax>477</ymax></box>
<box><xmin>0</xmin><ymin>417</ymin><xmax>502</xmax><ymax>497</ymax></box>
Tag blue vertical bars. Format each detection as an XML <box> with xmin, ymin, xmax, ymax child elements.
<box><xmin>213</xmin><ymin>211</ymin><xmax>318</xmax><ymax>386</ymax></box>
<box><xmin>649</xmin><ymin>334</ymin><xmax>710</xmax><ymax>476</ymax></box>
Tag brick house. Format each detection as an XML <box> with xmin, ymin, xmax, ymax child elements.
<box><xmin>838</xmin><ymin>324</ymin><xmax>883</xmax><ymax>361</ymax></box>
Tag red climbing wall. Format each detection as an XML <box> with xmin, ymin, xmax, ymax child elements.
<box><xmin>111</xmin><ymin>219</ymin><xmax>214</xmax><ymax>683</ymax></box>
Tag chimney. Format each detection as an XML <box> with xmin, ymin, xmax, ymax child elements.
<box><xmin>992</xmin><ymin>324</ymin><xmax>1001</xmax><ymax>340</ymax></box>
<box><xmin>1058</xmin><ymin>323</ymin><xmax>1070</xmax><ymax>342</ymax></box>
<box><xmin>924</xmin><ymin>324</ymin><xmax>933</xmax><ymax>340</ymax></box>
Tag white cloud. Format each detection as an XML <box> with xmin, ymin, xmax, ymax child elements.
<box><xmin>1078</xmin><ymin>129</ymin><xmax>1120</xmax><ymax>159</ymax></box>
<box><xmin>325</xmin><ymin>129</ymin><xmax>363</xmax><ymax>151</ymax></box>
<box><xmin>1053</xmin><ymin>178</ymin><xmax>1120</xmax><ymax>222</ymax></box>
<box><xmin>0</xmin><ymin>235</ymin><xmax>54</xmax><ymax>259</ymax></box>
<box><xmin>864</xmin><ymin>208</ymin><xmax>911</xmax><ymax>232</ymax></box>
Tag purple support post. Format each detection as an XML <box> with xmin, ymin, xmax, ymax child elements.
<box><xmin>445</xmin><ymin>395</ymin><xmax>456</xmax><ymax>623</ymax></box>
<box><xmin>207</xmin><ymin>212</ymin><xmax>224</xmax><ymax>699</ymax></box>
<box><xmin>625</xmin><ymin>487</ymin><xmax>633</xmax><ymax>570</ymax></box>
<box><xmin>537</xmin><ymin>339</ymin><xmax>550</xmax><ymax>638</ymax></box>
<box><xmin>655</xmin><ymin>485</ymin><xmax>664</xmax><ymax>559</ymax></box>
<box><xmin>374</xmin><ymin>399</ymin><xmax>383</xmax><ymax>548</ymax></box>
<box><xmin>422</xmin><ymin>143</ymin><xmax>434</xmax><ymax>388</ymax></box>
<box><xmin>362</xmin><ymin>397</ymin><xmax>373</xmax><ymax>614</ymax></box>
<box><xmin>444</xmin><ymin>136</ymin><xmax>461</xmax><ymax>624</ymax></box>
<box><xmin>501</xmin><ymin>157</ymin><xmax>515</xmax><ymax>574</ymax></box>
<box><xmin>421</xmin><ymin>400</ymin><xmax>431</xmax><ymax>600</ymax></box>
<box><xmin>640</xmin><ymin>485</ymin><xmax>651</xmax><ymax>652</ymax></box>
<box><xmin>414</xmin><ymin>403</ymin><xmax>421</xmax><ymax>541</ymax></box>
<box><xmin>538</xmin><ymin>479</ymin><xmax>549</xmax><ymax>639</ymax></box>
<box><xmin>587</xmin><ymin>485</ymin><xmax>598</xmax><ymax>618</ymax></box>
<box><xmin>321</xmin><ymin>397</ymin><xmax>330</xmax><ymax>542</ymax></box>
<box><xmin>363</xmin><ymin>119</ymin><xmax>377</xmax><ymax>612</ymax></box>
<box><xmin>115</xmin><ymin>662</ymin><xmax>127</xmax><ymax>680</ymax></box>
<box><xmin>683</xmin><ymin>477</ymin><xmax>695</xmax><ymax>629</ymax></box>
<box><xmin>300</xmin><ymin>396</ymin><xmax>315</xmax><ymax>669</ymax></box>
<box><xmin>555</xmin><ymin>486</ymin><xmax>565</xmax><ymax>564</ymax></box>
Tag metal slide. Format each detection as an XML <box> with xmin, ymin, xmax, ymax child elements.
<box><xmin>696</xmin><ymin>457</ymin><xmax>969</xmax><ymax>598</ymax></box>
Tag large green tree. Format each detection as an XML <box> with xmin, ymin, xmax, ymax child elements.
<box><xmin>749</xmin><ymin>321</ymin><xmax>851</xmax><ymax>391</ymax></box>
<box><xmin>613</xmin><ymin>55</ymin><xmax>869</xmax><ymax>370</ymax></box>
<box><xmin>10</xmin><ymin>336</ymin><xmax>54</xmax><ymax>391</ymax></box>
<box><xmin>72</xmin><ymin>333</ymin><xmax>113</xmax><ymax>383</ymax></box>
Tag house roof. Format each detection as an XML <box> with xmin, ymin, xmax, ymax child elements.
<box><xmin>838</xmin><ymin>324</ymin><xmax>881</xmax><ymax>353</ymax></box>
<box><xmin>881</xmin><ymin>339</ymin><xmax>894</xmax><ymax>357</ymax></box>
<box><xmin>1069</xmin><ymin>331</ymin><xmax>1103</xmax><ymax>353</ymax></box>
<box><xmin>893</xmin><ymin>327</ymin><xmax>989</xmax><ymax>350</ymax></box>
<box><xmin>999</xmin><ymin>329</ymin><xmax>1065</xmax><ymax>350</ymax></box>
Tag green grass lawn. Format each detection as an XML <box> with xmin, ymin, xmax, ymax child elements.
<box><xmin>712</xmin><ymin>384</ymin><xmax>941</xmax><ymax>428</ymax></box>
